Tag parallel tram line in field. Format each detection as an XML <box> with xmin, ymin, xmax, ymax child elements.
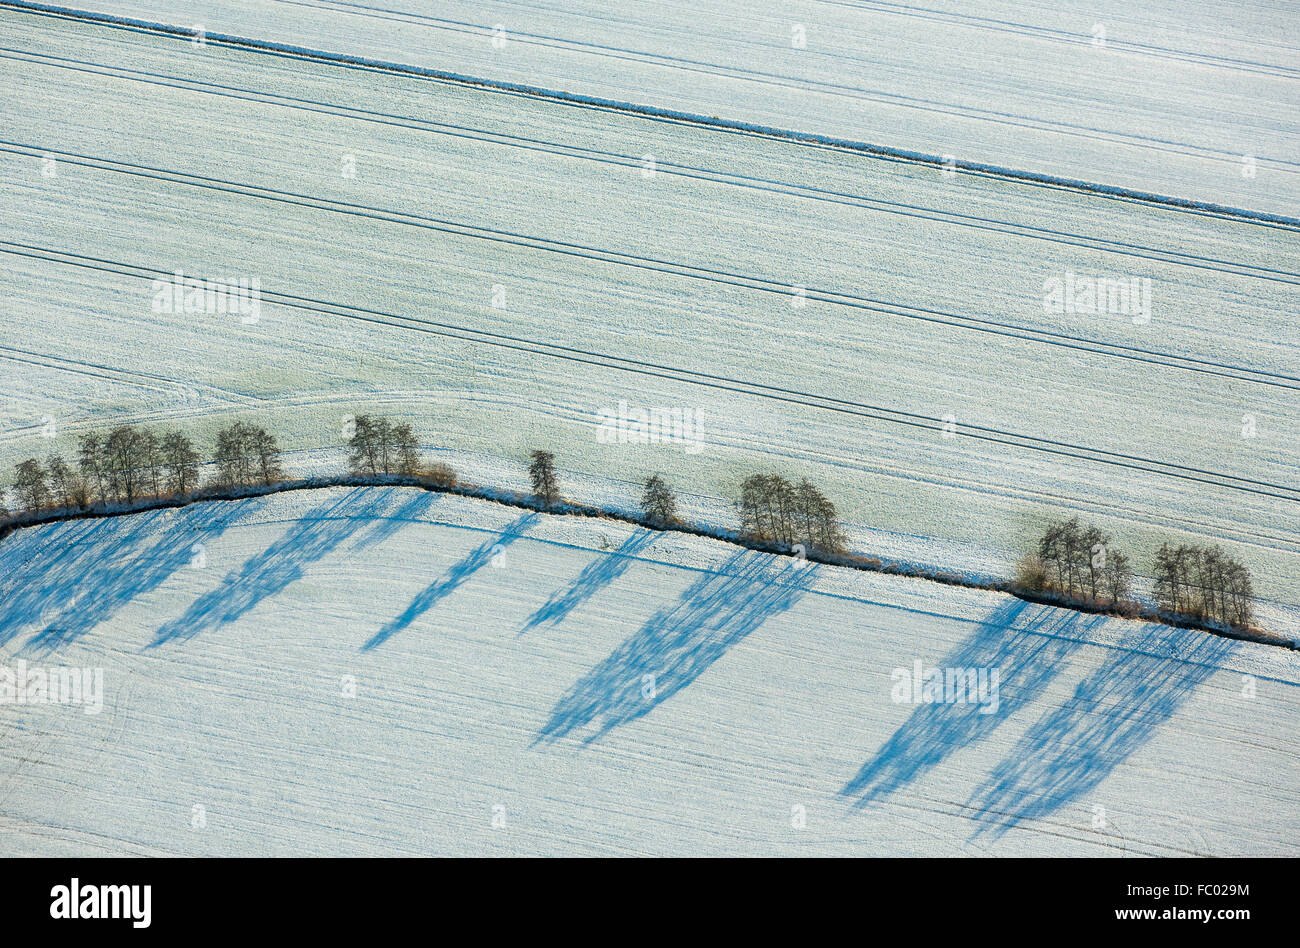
<box><xmin>3</xmin><ymin>0</ymin><xmax>1298</xmax><ymax>228</ymax></box>
<box><xmin>270</xmin><ymin>0</ymin><xmax>1300</xmax><ymax>177</ymax></box>
<box><xmin>312</xmin><ymin>0</ymin><xmax>1300</xmax><ymax>81</ymax></box>
<box><xmin>4</xmin><ymin>240</ymin><xmax>1298</xmax><ymax>506</ymax></box>
<box><xmin>5</xmin><ymin>141</ymin><xmax>1299</xmax><ymax>395</ymax></box>
<box><xmin>819</xmin><ymin>0</ymin><xmax>1300</xmax><ymax>79</ymax></box>
<box><xmin>3</xmin><ymin>46</ymin><xmax>1297</xmax><ymax>285</ymax></box>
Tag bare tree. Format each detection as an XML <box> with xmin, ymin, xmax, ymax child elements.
<box><xmin>737</xmin><ymin>473</ymin><xmax>844</xmax><ymax>553</ymax></box>
<box><xmin>1153</xmin><ymin>543</ymin><xmax>1179</xmax><ymax>614</ymax></box>
<box><xmin>47</xmin><ymin>454</ymin><xmax>88</xmax><ymax>509</ymax></box>
<box><xmin>738</xmin><ymin>474</ymin><xmax>769</xmax><ymax>539</ymax></box>
<box><xmin>422</xmin><ymin>462</ymin><xmax>457</xmax><ymax>488</ymax></box>
<box><xmin>528</xmin><ymin>450</ymin><xmax>559</xmax><ymax>506</ymax></box>
<box><xmin>251</xmin><ymin>426</ymin><xmax>284</xmax><ymax>485</ymax></box>
<box><xmin>795</xmin><ymin>478</ymin><xmax>845</xmax><ymax>553</ymax></box>
<box><xmin>160</xmin><ymin>431</ymin><xmax>200</xmax><ymax>495</ymax></box>
<box><xmin>392</xmin><ymin>422</ymin><xmax>420</xmax><ymax>476</ymax></box>
<box><xmin>214</xmin><ymin>422</ymin><xmax>254</xmax><ymax>487</ymax></box>
<box><xmin>141</xmin><ymin>428</ymin><xmax>164</xmax><ymax>498</ymax></box>
<box><xmin>13</xmin><ymin>458</ymin><xmax>49</xmax><ymax>511</ymax></box>
<box><xmin>1224</xmin><ymin>560</ymin><xmax>1254</xmax><ymax>628</ymax></box>
<box><xmin>1080</xmin><ymin>524</ymin><xmax>1107</xmax><ymax>599</ymax></box>
<box><xmin>349</xmin><ymin>415</ymin><xmax>419</xmax><ymax>476</ymax></box>
<box><xmin>347</xmin><ymin>414</ymin><xmax>383</xmax><ymax>476</ymax></box>
<box><xmin>640</xmin><ymin>474</ymin><xmax>677</xmax><ymax>525</ymax></box>
<box><xmin>1038</xmin><ymin>517</ymin><xmax>1088</xmax><ymax>597</ymax></box>
<box><xmin>77</xmin><ymin>431</ymin><xmax>107</xmax><ymax>504</ymax></box>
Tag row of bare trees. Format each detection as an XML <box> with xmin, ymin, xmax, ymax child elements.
<box><xmin>1019</xmin><ymin>517</ymin><xmax>1255</xmax><ymax>629</ymax></box>
<box><xmin>346</xmin><ymin>414</ymin><xmax>421</xmax><ymax>477</ymax></box>
<box><xmin>737</xmin><ymin>473</ymin><xmax>845</xmax><ymax>554</ymax></box>
<box><xmin>7</xmin><ymin>412</ymin><xmax>456</xmax><ymax>517</ymax></box>
<box><xmin>1154</xmin><ymin>543</ymin><xmax>1253</xmax><ymax>629</ymax></box>
<box><xmin>6</xmin><ymin>425</ymin><xmax>1263</xmax><ymax>633</ymax></box>
<box><xmin>9</xmin><ymin>422</ymin><xmax>282</xmax><ymax>513</ymax></box>
<box><xmin>15</xmin><ymin>427</ymin><xmax>204</xmax><ymax>509</ymax></box>
<box><xmin>1022</xmin><ymin>517</ymin><xmax>1133</xmax><ymax>604</ymax></box>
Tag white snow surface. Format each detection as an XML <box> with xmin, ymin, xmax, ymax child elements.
<box><xmin>24</xmin><ymin>0</ymin><xmax>1300</xmax><ymax>217</ymax></box>
<box><xmin>2</xmin><ymin>7</ymin><xmax>1298</xmax><ymax>637</ymax></box>
<box><xmin>1</xmin><ymin>487</ymin><xmax>1297</xmax><ymax>856</ymax></box>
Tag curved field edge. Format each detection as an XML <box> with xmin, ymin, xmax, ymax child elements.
<box><xmin>2</xmin><ymin>475</ymin><xmax>1293</xmax><ymax>650</ymax></box>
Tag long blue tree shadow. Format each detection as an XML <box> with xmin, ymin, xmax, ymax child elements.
<box><xmin>150</xmin><ymin>489</ymin><xmax>394</xmax><ymax>647</ymax></box>
<box><xmin>966</xmin><ymin>625</ymin><xmax>1238</xmax><ymax>838</ymax></box>
<box><xmin>841</xmin><ymin>600</ymin><xmax>1100</xmax><ymax>807</ymax></box>
<box><xmin>350</xmin><ymin>490</ymin><xmax>439</xmax><ymax>553</ymax></box>
<box><xmin>362</xmin><ymin>513</ymin><xmax>538</xmax><ymax>650</ymax></box>
<box><xmin>536</xmin><ymin>549</ymin><xmax>815</xmax><ymax>745</ymax></box>
<box><xmin>522</xmin><ymin>529</ymin><xmax>657</xmax><ymax>632</ymax></box>
<box><xmin>1</xmin><ymin>517</ymin><xmax>146</xmax><ymax>647</ymax></box>
<box><xmin>5</xmin><ymin>502</ymin><xmax>254</xmax><ymax>654</ymax></box>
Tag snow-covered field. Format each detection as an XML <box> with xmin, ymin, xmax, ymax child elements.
<box><xmin>3</xmin><ymin>5</ymin><xmax>1298</xmax><ymax>635</ymax></box>
<box><xmin>24</xmin><ymin>0</ymin><xmax>1300</xmax><ymax>216</ymax></box>
<box><xmin>2</xmin><ymin>487</ymin><xmax>1297</xmax><ymax>856</ymax></box>
<box><xmin>1</xmin><ymin>2</ymin><xmax>1297</xmax><ymax>858</ymax></box>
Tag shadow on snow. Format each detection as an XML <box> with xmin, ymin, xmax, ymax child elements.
<box><xmin>362</xmin><ymin>512</ymin><xmax>538</xmax><ymax>650</ymax></box>
<box><xmin>521</xmin><ymin>529</ymin><xmax>657</xmax><ymax>633</ymax></box>
<box><xmin>965</xmin><ymin>624</ymin><xmax>1237</xmax><ymax>838</ymax></box>
<box><xmin>3</xmin><ymin>501</ymin><xmax>253</xmax><ymax>654</ymax></box>
<box><xmin>840</xmin><ymin>600</ymin><xmax>1098</xmax><ymax>808</ymax></box>
<box><xmin>149</xmin><ymin>488</ymin><xmax>397</xmax><ymax>647</ymax></box>
<box><xmin>349</xmin><ymin>490</ymin><xmax>439</xmax><ymax>552</ymax></box>
<box><xmin>535</xmin><ymin>549</ymin><xmax>814</xmax><ymax>746</ymax></box>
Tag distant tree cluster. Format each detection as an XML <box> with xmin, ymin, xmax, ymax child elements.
<box><xmin>9</xmin><ymin>421</ymin><xmax>282</xmax><ymax>513</ymax></box>
<box><xmin>737</xmin><ymin>473</ymin><xmax>845</xmax><ymax>553</ymax></box>
<box><xmin>346</xmin><ymin>414</ymin><xmax>421</xmax><ymax>477</ymax></box>
<box><xmin>213</xmin><ymin>421</ymin><xmax>284</xmax><ymax>488</ymax></box>
<box><xmin>16</xmin><ymin>424</ymin><xmax>204</xmax><ymax>508</ymax></box>
<box><xmin>1020</xmin><ymin>518</ymin><xmax>1256</xmax><ymax>630</ymax></box>
<box><xmin>1154</xmin><ymin>543</ymin><xmax>1253</xmax><ymax>628</ymax></box>
<box><xmin>1029</xmin><ymin>517</ymin><xmax>1132</xmax><ymax>604</ymax></box>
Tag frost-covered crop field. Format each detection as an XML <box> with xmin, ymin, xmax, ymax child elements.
<box><xmin>3</xmin><ymin>4</ymin><xmax>1298</xmax><ymax>631</ymax></box>
<box><xmin>2</xmin><ymin>487</ymin><xmax>1297</xmax><ymax>856</ymax></box>
<box><xmin>29</xmin><ymin>0</ymin><xmax>1300</xmax><ymax>216</ymax></box>
<box><xmin>0</xmin><ymin>1</ymin><xmax>1297</xmax><ymax>857</ymax></box>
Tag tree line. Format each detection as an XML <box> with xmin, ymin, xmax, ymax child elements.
<box><xmin>529</xmin><ymin>456</ymin><xmax>844</xmax><ymax>556</ymax></box>
<box><xmin>1019</xmin><ymin>517</ymin><xmax>1254</xmax><ymax>629</ymax></box>
<box><xmin>5</xmin><ymin>424</ymin><xmax>1260</xmax><ymax>632</ymax></box>
<box><xmin>10</xmin><ymin>421</ymin><xmax>284</xmax><ymax>512</ymax></box>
